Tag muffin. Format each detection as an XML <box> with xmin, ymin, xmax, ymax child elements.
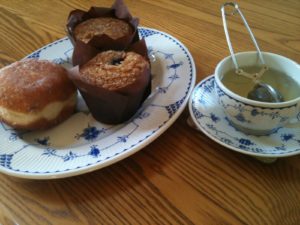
<box><xmin>66</xmin><ymin>0</ymin><xmax>139</xmax><ymax>66</ymax></box>
<box><xmin>74</xmin><ymin>17</ymin><xmax>133</xmax><ymax>44</ymax></box>
<box><xmin>0</xmin><ymin>59</ymin><xmax>77</xmax><ymax>130</ymax></box>
<box><xmin>79</xmin><ymin>51</ymin><xmax>148</xmax><ymax>90</ymax></box>
<box><xmin>68</xmin><ymin>49</ymin><xmax>150</xmax><ymax>124</ymax></box>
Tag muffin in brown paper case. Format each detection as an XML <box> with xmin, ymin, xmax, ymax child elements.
<box><xmin>68</xmin><ymin>39</ymin><xmax>151</xmax><ymax>124</ymax></box>
<box><xmin>66</xmin><ymin>0</ymin><xmax>139</xmax><ymax>66</ymax></box>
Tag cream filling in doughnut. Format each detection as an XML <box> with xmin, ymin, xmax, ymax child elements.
<box><xmin>0</xmin><ymin>94</ymin><xmax>77</xmax><ymax>126</ymax></box>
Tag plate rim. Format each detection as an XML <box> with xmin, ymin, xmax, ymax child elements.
<box><xmin>189</xmin><ymin>75</ymin><xmax>300</xmax><ymax>158</ymax></box>
<box><xmin>0</xmin><ymin>27</ymin><xmax>196</xmax><ymax>179</ymax></box>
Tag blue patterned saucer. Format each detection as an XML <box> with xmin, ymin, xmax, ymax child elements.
<box><xmin>0</xmin><ymin>27</ymin><xmax>196</xmax><ymax>179</ymax></box>
<box><xmin>189</xmin><ymin>75</ymin><xmax>300</xmax><ymax>158</ymax></box>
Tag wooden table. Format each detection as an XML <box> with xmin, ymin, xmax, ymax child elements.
<box><xmin>0</xmin><ymin>0</ymin><xmax>299</xmax><ymax>224</ymax></box>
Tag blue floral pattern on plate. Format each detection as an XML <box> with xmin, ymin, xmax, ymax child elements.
<box><xmin>189</xmin><ymin>75</ymin><xmax>300</xmax><ymax>157</ymax></box>
<box><xmin>0</xmin><ymin>27</ymin><xmax>196</xmax><ymax>179</ymax></box>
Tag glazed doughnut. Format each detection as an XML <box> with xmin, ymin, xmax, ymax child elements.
<box><xmin>74</xmin><ymin>17</ymin><xmax>133</xmax><ymax>44</ymax></box>
<box><xmin>0</xmin><ymin>59</ymin><xmax>77</xmax><ymax>130</ymax></box>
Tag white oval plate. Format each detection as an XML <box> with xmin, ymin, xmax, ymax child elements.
<box><xmin>0</xmin><ymin>27</ymin><xmax>196</xmax><ymax>179</ymax></box>
<box><xmin>189</xmin><ymin>75</ymin><xmax>300</xmax><ymax>158</ymax></box>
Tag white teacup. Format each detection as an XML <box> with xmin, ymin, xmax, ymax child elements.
<box><xmin>214</xmin><ymin>51</ymin><xmax>300</xmax><ymax>135</ymax></box>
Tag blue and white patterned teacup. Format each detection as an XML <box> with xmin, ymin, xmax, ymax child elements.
<box><xmin>214</xmin><ymin>52</ymin><xmax>300</xmax><ymax>135</ymax></box>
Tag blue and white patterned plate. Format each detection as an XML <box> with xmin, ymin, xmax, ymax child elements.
<box><xmin>0</xmin><ymin>27</ymin><xmax>196</xmax><ymax>179</ymax></box>
<box><xmin>189</xmin><ymin>75</ymin><xmax>300</xmax><ymax>158</ymax></box>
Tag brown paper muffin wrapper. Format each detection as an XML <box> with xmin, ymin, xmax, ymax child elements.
<box><xmin>66</xmin><ymin>0</ymin><xmax>139</xmax><ymax>66</ymax></box>
<box><xmin>67</xmin><ymin>39</ymin><xmax>151</xmax><ymax>124</ymax></box>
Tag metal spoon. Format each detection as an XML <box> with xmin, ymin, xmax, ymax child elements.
<box><xmin>221</xmin><ymin>2</ymin><xmax>284</xmax><ymax>103</ymax></box>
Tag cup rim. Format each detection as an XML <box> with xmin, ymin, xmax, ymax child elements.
<box><xmin>214</xmin><ymin>51</ymin><xmax>300</xmax><ymax>107</ymax></box>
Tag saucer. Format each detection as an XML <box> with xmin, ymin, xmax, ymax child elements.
<box><xmin>189</xmin><ymin>75</ymin><xmax>300</xmax><ymax>158</ymax></box>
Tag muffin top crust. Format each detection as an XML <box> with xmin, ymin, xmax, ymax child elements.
<box><xmin>79</xmin><ymin>50</ymin><xmax>149</xmax><ymax>91</ymax></box>
<box><xmin>74</xmin><ymin>17</ymin><xmax>133</xmax><ymax>43</ymax></box>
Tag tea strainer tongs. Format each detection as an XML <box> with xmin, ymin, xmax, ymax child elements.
<box><xmin>221</xmin><ymin>2</ymin><xmax>283</xmax><ymax>102</ymax></box>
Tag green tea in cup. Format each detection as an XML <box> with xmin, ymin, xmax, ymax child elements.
<box><xmin>222</xmin><ymin>65</ymin><xmax>300</xmax><ymax>102</ymax></box>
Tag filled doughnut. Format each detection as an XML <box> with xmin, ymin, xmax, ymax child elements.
<box><xmin>0</xmin><ymin>59</ymin><xmax>77</xmax><ymax>130</ymax></box>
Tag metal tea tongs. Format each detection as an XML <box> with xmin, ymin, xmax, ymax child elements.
<box><xmin>221</xmin><ymin>2</ymin><xmax>283</xmax><ymax>102</ymax></box>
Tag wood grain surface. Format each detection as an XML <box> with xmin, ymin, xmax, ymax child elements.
<box><xmin>0</xmin><ymin>0</ymin><xmax>299</xmax><ymax>224</ymax></box>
